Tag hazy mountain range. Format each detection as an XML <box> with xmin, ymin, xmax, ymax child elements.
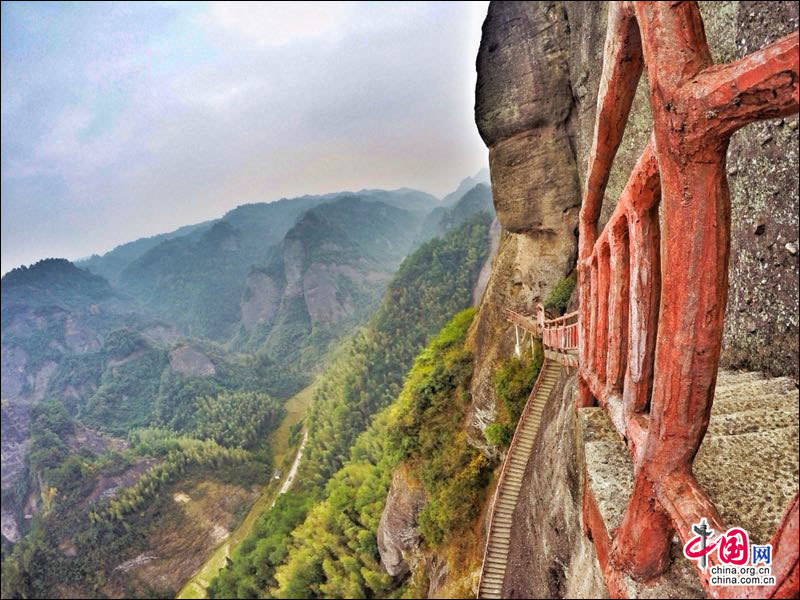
<box><xmin>0</xmin><ymin>174</ymin><xmax>494</xmax><ymax>599</ymax></box>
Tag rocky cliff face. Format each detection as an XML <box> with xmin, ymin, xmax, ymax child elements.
<box><xmin>376</xmin><ymin>468</ymin><xmax>427</xmax><ymax>578</ymax></box>
<box><xmin>467</xmin><ymin>1</ymin><xmax>582</xmax><ymax>453</ymax></box>
<box><xmin>1</xmin><ymin>282</ymin><xmax>136</xmax><ymax>544</ymax></box>
<box><xmin>456</xmin><ymin>0</ymin><xmax>798</xmax><ymax>596</ymax></box>
<box><xmin>468</xmin><ymin>0</ymin><xmax>798</xmax><ymax>478</ymax></box>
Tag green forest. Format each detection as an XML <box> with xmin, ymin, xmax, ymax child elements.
<box><xmin>1</xmin><ymin>182</ymin><xmax>497</xmax><ymax>599</ymax></box>
<box><xmin>210</xmin><ymin>308</ymin><xmax>498</xmax><ymax>599</ymax></box>
<box><xmin>207</xmin><ymin>213</ymin><xmax>495</xmax><ymax>598</ymax></box>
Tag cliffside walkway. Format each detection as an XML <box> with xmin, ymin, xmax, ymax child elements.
<box><xmin>580</xmin><ymin>369</ymin><xmax>799</xmax><ymax>598</ymax></box>
<box><xmin>572</xmin><ymin>3</ymin><xmax>799</xmax><ymax>597</ymax></box>
<box><xmin>478</xmin><ymin>307</ymin><xmax>578</xmax><ymax>599</ymax></box>
<box><xmin>478</xmin><ymin>2</ymin><xmax>798</xmax><ymax>596</ymax></box>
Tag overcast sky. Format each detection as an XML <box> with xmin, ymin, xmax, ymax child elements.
<box><xmin>1</xmin><ymin>1</ymin><xmax>489</xmax><ymax>274</ymax></box>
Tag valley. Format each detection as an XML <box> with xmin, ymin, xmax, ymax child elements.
<box><xmin>177</xmin><ymin>380</ymin><xmax>315</xmax><ymax>599</ymax></box>
<box><xmin>1</xmin><ymin>176</ymin><xmax>496</xmax><ymax>599</ymax></box>
<box><xmin>3</xmin><ymin>3</ymin><xmax>798</xmax><ymax>598</ymax></box>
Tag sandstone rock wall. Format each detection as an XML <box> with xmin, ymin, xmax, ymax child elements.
<box><xmin>462</xmin><ymin>1</ymin><xmax>799</xmax><ymax>597</ymax></box>
<box><xmin>468</xmin><ymin>1</ymin><xmax>581</xmax><ymax>451</ymax></box>
<box><xmin>376</xmin><ymin>467</ymin><xmax>426</xmax><ymax>578</ymax></box>
<box><xmin>469</xmin><ymin>0</ymin><xmax>798</xmax><ymax>448</ymax></box>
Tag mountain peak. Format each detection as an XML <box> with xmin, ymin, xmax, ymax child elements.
<box><xmin>441</xmin><ymin>168</ymin><xmax>491</xmax><ymax>207</ymax></box>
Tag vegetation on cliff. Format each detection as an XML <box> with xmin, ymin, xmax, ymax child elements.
<box><xmin>1</xmin><ymin>180</ymin><xmax>494</xmax><ymax>599</ymax></box>
<box><xmin>298</xmin><ymin>212</ymin><xmax>492</xmax><ymax>489</ymax></box>
<box><xmin>485</xmin><ymin>343</ymin><xmax>543</xmax><ymax>449</ymax></box>
<box><xmin>208</xmin><ymin>209</ymin><xmax>494</xmax><ymax>599</ymax></box>
<box><xmin>210</xmin><ymin>309</ymin><xmax>488</xmax><ymax>599</ymax></box>
<box><xmin>543</xmin><ymin>272</ymin><xmax>577</xmax><ymax>316</ymax></box>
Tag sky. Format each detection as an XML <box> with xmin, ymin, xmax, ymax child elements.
<box><xmin>1</xmin><ymin>1</ymin><xmax>490</xmax><ymax>274</ymax></box>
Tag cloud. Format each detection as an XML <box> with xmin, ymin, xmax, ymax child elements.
<box><xmin>205</xmin><ymin>1</ymin><xmax>357</xmax><ymax>46</ymax></box>
<box><xmin>1</xmin><ymin>1</ymin><xmax>489</xmax><ymax>274</ymax></box>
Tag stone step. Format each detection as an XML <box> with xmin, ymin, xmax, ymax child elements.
<box><xmin>500</xmin><ymin>480</ymin><xmax>522</xmax><ymax>488</ymax></box>
<box><xmin>498</xmin><ymin>493</ymin><xmax>520</xmax><ymax>504</ymax></box>
<box><xmin>710</xmin><ymin>390</ymin><xmax>798</xmax><ymax>417</ymax></box>
<box><xmin>695</xmin><ymin>424</ymin><xmax>799</xmax><ymax>544</ymax></box>
<box><xmin>706</xmin><ymin>402</ymin><xmax>798</xmax><ymax>437</ymax></box>
<box><xmin>483</xmin><ymin>564</ymin><xmax>506</xmax><ymax>575</ymax></box>
<box><xmin>487</xmin><ymin>550</ymin><xmax>509</xmax><ymax>562</ymax></box>
<box><xmin>484</xmin><ymin>555</ymin><xmax>507</xmax><ymax>568</ymax></box>
<box><xmin>497</xmin><ymin>492</ymin><xmax>520</xmax><ymax>502</ymax></box>
<box><xmin>577</xmin><ymin>370</ymin><xmax>798</xmax><ymax>599</ymax></box>
<box><xmin>501</xmin><ymin>479</ymin><xmax>523</xmax><ymax>491</ymax></box>
<box><xmin>497</xmin><ymin>499</ymin><xmax>520</xmax><ymax>510</ymax></box>
<box><xmin>713</xmin><ymin>377</ymin><xmax>795</xmax><ymax>401</ymax></box>
<box><xmin>484</xmin><ymin>558</ymin><xmax>506</xmax><ymax>568</ymax></box>
<box><xmin>715</xmin><ymin>370</ymin><xmax>766</xmax><ymax>387</ymax></box>
<box><xmin>502</xmin><ymin>479</ymin><xmax>523</xmax><ymax>490</ymax></box>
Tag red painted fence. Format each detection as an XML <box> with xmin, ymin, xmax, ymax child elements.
<box><xmin>576</xmin><ymin>2</ymin><xmax>799</xmax><ymax>598</ymax></box>
<box><xmin>503</xmin><ymin>305</ymin><xmax>579</xmax><ymax>357</ymax></box>
<box><xmin>541</xmin><ymin>310</ymin><xmax>578</xmax><ymax>353</ymax></box>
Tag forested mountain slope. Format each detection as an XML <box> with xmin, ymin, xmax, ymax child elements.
<box><xmin>208</xmin><ymin>200</ymin><xmax>496</xmax><ymax>598</ymax></box>
<box><xmin>109</xmin><ymin>189</ymin><xmax>437</xmax><ymax>341</ymax></box>
<box><xmin>1</xmin><ymin>177</ymin><xmax>490</xmax><ymax>599</ymax></box>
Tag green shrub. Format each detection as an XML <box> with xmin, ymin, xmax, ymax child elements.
<box><xmin>492</xmin><ymin>342</ymin><xmax>543</xmax><ymax>426</ymax></box>
<box><xmin>484</xmin><ymin>422</ymin><xmax>512</xmax><ymax>448</ymax></box>
<box><xmin>544</xmin><ymin>272</ymin><xmax>577</xmax><ymax>315</ymax></box>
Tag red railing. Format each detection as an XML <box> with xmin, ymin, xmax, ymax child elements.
<box><xmin>541</xmin><ymin>310</ymin><xmax>578</xmax><ymax>353</ymax></box>
<box><xmin>502</xmin><ymin>305</ymin><xmax>579</xmax><ymax>355</ymax></box>
<box><xmin>576</xmin><ymin>2</ymin><xmax>799</xmax><ymax>598</ymax></box>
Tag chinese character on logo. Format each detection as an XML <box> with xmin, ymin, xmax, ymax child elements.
<box><xmin>684</xmin><ymin>521</ymin><xmax>754</xmax><ymax>570</ymax></box>
<box><xmin>752</xmin><ymin>544</ymin><xmax>772</xmax><ymax>565</ymax></box>
<box><xmin>717</xmin><ymin>527</ymin><xmax>750</xmax><ymax>566</ymax></box>
<box><xmin>684</xmin><ymin>518</ymin><xmax>719</xmax><ymax>571</ymax></box>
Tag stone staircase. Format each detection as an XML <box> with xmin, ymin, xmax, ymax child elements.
<box><xmin>478</xmin><ymin>359</ymin><xmax>563</xmax><ymax>599</ymax></box>
<box><xmin>579</xmin><ymin>370</ymin><xmax>799</xmax><ymax>598</ymax></box>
